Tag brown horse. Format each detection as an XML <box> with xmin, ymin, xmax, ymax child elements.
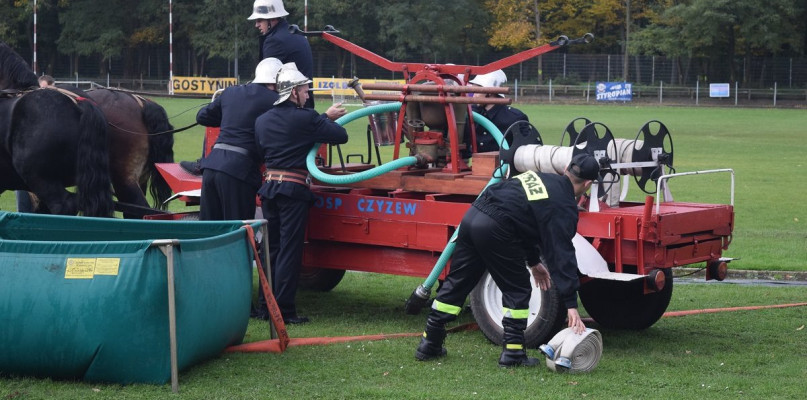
<box><xmin>84</xmin><ymin>88</ymin><xmax>175</xmax><ymax>218</ymax></box>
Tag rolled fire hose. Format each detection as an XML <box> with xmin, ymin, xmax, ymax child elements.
<box><xmin>513</xmin><ymin>144</ymin><xmax>576</xmax><ymax>175</ymax></box>
<box><xmin>539</xmin><ymin>327</ymin><xmax>603</xmax><ymax>373</ymax></box>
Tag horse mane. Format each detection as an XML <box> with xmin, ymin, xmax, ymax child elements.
<box><xmin>0</xmin><ymin>42</ymin><xmax>40</xmax><ymax>90</ymax></box>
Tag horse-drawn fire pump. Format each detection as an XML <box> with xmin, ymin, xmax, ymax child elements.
<box><xmin>157</xmin><ymin>28</ymin><xmax>735</xmax><ymax>346</ymax></box>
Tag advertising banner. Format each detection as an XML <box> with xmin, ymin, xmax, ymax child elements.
<box><xmin>596</xmin><ymin>82</ymin><xmax>633</xmax><ymax>102</ymax></box>
<box><xmin>709</xmin><ymin>83</ymin><xmax>730</xmax><ymax>98</ymax></box>
<box><xmin>172</xmin><ymin>77</ymin><xmax>237</xmax><ymax>95</ymax></box>
<box><xmin>313</xmin><ymin>78</ymin><xmax>405</xmax><ymax>96</ymax></box>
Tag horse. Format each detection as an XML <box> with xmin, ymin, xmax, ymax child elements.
<box><xmin>0</xmin><ymin>42</ymin><xmax>114</xmax><ymax>217</ymax></box>
<box><xmin>83</xmin><ymin>88</ymin><xmax>175</xmax><ymax>218</ymax></box>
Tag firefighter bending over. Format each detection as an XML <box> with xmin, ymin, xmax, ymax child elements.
<box><xmin>415</xmin><ymin>153</ymin><xmax>600</xmax><ymax>367</ymax></box>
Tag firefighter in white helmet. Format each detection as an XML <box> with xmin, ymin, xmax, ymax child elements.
<box><xmin>253</xmin><ymin>64</ymin><xmax>347</xmax><ymax>324</ymax></box>
<box><xmin>193</xmin><ymin>57</ymin><xmax>283</xmax><ymax>225</ymax></box>
<box><xmin>462</xmin><ymin>69</ymin><xmax>530</xmax><ymax>157</ymax></box>
<box><xmin>248</xmin><ymin>0</ymin><xmax>315</xmax><ymax>108</ymax></box>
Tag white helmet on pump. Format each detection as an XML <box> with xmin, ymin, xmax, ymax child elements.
<box><xmin>247</xmin><ymin>0</ymin><xmax>289</xmax><ymax>20</ymax></box>
<box><xmin>253</xmin><ymin>57</ymin><xmax>283</xmax><ymax>84</ymax></box>
<box><xmin>469</xmin><ymin>69</ymin><xmax>507</xmax><ymax>88</ymax></box>
<box><xmin>274</xmin><ymin>63</ymin><xmax>312</xmax><ymax>105</ymax></box>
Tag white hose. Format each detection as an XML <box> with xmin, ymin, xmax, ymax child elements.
<box><xmin>539</xmin><ymin>327</ymin><xmax>603</xmax><ymax>373</ymax></box>
<box><xmin>613</xmin><ymin>139</ymin><xmax>644</xmax><ymax>176</ymax></box>
<box><xmin>513</xmin><ymin>145</ymin><xmax>575</xmax><ymax>175</ymax></box>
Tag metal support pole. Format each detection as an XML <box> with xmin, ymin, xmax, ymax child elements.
<box><xmin>735</xmin><ymin>81</ymin><xmax>738</xmax><ymax>106</ymax></box>
<box><xmin>169</xmin><ymin>0</ymin><xmax>174</xmax><ymax>95</ymax></box>
<box><xmin>659</xmin><ymin>81</ymin><xmax>663</xmax><ymax>104</ymax></box>
<box><xmin>33</xmin><ymin>0</ymin><xmax>37</xmax><ymax>74</ymax></box>
<box><xmin>695</xmin><ymin>80</ymin><xmax>699</xmax><ymax>105</ymax></box>
<box><xmin>563</xmin><ymin>54</ymin><xmax>567</xmax><ymax>78</ymax></box>
<box><xmin>156</xmin><ymin>241</ymin><xmax>180</xmax><ymax>393</ymax></box>
<box><xmin>549</xmin><ymin>79</ymin><xmax>552</xmax><ymax>103</ymax></box>
<box><xmin>789</xmin><ymin>58</ymin><xmax>793</xmax><ymax>88</ymax></box>
<box><xmin>773</xmin><ymin>82</ymin><xmax>777</xmax><ymax>107</ymax></box>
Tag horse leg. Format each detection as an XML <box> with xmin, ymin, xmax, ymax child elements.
<box><xmin>15</xmin><ymin>190</ymin><xmax>36</xmax><ymax>212</ymax></box>
<box><xmin>25</xmin><ymin>184</ymin><xmax>78</xmax><ymax>216</ymax></box>
<box><xmin>114</xmin><ymin>180</ymin><xmax>151</xmax><ymax>219</ymax></box>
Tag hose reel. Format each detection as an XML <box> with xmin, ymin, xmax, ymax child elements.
<box><xmin>502</xmin><ymin>120</ymin><xmax>614</xmax><ymax>202</ymax></box>
<box><xmin>562</xmin><ymin>119</ymin><xmax>675</xmax><ymax>196</ymax></box>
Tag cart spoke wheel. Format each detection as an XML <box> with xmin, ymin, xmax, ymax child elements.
<box><xmin>579</xmin><ymin>268</ymin><xmax>673</xmax><ymax>330</ymax></box>
<box><xmin>299</xmin><ymin>267</ymin><xmax>346</xmax><ymax>292</ymax></box>
<box><xmin>469</xmin><ymin>271</ymin><xmax>565</xmax><ymax>347</ymax></box>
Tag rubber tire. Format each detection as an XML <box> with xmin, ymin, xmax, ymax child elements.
<box><xmin>299</xmin><ymin>266</ymin><xmax>346</xmax><ymax>292</ymax></box>
<box><xmin>579</xmin><ymin>268</ymin><xmax>673</xmax><ymax>330</ymax></box>
<box><xmin>470</xmin><ymin>271</ymin><xmax>565</xmax><ymax>348</ymax></box>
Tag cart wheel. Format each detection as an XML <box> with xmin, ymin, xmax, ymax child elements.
<box><xmin>469</xmin><ymin>271</ymin><xmax>565</xmax><ymax>347</ymax></box>
<box><xmin>299</xmin><ymin>267</ymin><xmax>346</xmax><ymax>292</ymax></box>
<box><xmin>579</xmin><ymin>268</ymin><xmax>673</xmax><ymax>330</ymax></box>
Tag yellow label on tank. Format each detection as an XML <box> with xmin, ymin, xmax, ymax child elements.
<box><xmin>64</xmin><ymin>258</ymin><xmax>96</xmax><ymax>279</ymax></box>
<box><xmin>94</xmin><ymin>258</ymin><xmax>121</xmax><ymax>276</ymax></box>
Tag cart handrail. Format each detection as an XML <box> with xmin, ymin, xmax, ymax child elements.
<box><xmin>655</xmin><ymin>168</ymin><xmax>735</xmax><ymax>214</ymax></box>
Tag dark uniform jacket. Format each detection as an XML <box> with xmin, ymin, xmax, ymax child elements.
<box><xmin>259</xmin><ymin>19</ymin><xmax>314</xmax><ymax>83</ymax></box>
<box><xmin>472</xmin><ymin>170</ymin><xmax>581</xmax><ymax>309</ymax></box>
<box><xmin>255</xmin><ymin>102</ymin><xmax>348</xmax><ymax>201</ymax></box>
<box><xmin>463</xmin><ymin>103</ymin><xmax>529</xmax><ymax>156</ymax></box>
<box><xmin>196</xmin><ymin>83</ymin><xmax>278</xmax><ymax>188</ymax></box>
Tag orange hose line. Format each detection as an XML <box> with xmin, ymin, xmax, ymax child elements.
<box><xmin>225</xmin><ymin>303</ymin><xmax>807</xmax><ymax>354</ymax></box>
<box><xmin>661</xmin><ymin>302</ymin><xmax>807</xmax><ymax>317</ymax></box>
<box><xmin>226</xmin><ymin>322</ymin><xmax>479</xmax><ymax>353</ymax></box>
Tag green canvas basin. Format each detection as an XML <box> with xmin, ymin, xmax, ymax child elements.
<box><xmin>0</xmin><ymin>212</ymin><xmax>259</xmax><ymax>384</ymax></box>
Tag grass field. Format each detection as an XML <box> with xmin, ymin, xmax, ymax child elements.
<box><xmin>1</xmin><ymin>98</ymin><xmax>804</xmax><ymax>272</ymax></box>
<box><xmin>1</xmin><ymin>272</ymin><xmax>805</xmax><ymax>399</ymax></box>
<box><xmin>1</xmin><ymin>98</ymin><xmax>806</xmax><ymax>397</ymax></box>
<box><xmin>145</xmin><ymin>98</ymin><xmax>807</xmax><ymax>271</ymax></box>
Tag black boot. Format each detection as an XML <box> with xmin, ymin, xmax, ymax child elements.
<box><xmin>415</xmin><ymin>319</ymin><xmax>447</xmax><ymax>361</ymax></box>
<box><xmin>498</xmin><ymin>317</ymin><xmax>539</xmax><ymax>367</ymax></box>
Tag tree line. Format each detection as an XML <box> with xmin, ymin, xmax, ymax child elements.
<box><xmin>1</xmin><ymin>0</ymin><xmax>805</xmax><ymax>86</ymax></box>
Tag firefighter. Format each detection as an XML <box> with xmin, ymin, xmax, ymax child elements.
<box><xmin>248</xmin><ymin>0</ymin><xmax>315</xmax><ymax>109</ymax></box>
<box><xmin>254</xmin><ymin>64</ymin><xmax>347</xmax><ymax>324</ymax></box>
<box><xmin>462</xmin><ymin>70</ymin><xmax>529</xmax><ymax>157</ymax></box>
<box><xmin>195</xmin><ymin>57</ymin><xmax>282</xmax><ymax>221</ymax></box>
<box><xmin>415</xmin><ymin>153</ymin><xmax>600</xmax><ymax>367</ymax></box>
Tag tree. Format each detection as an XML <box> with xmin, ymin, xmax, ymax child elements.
<box><xmin>375</xmin><ymin>0</ymin><xmax>490</xmax><ymax>64</ymax></box>
<box><xmin>630</xmin><ymin>0</ymin><xmax>803</xmax><ymax>84</ymax></box>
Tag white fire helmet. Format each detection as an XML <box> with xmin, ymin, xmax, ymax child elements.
<box><xmin>253</xmin><ymin>58</ymin><xmax>283</xmax><ymax>84</ymax></box>
<box><xmin>469</xmin><ymin>69</ymin><xmax>507</xmax><ymax>88</ymax></box>
<box><xmin>247</xmin><ymin>0</ymin><xmax>289</xmax><ymax>20</ymax></box>
<box><xmin>274</xmin><ymin>63</ymin><xmax>312</xmax><ymax>105</ymax></box>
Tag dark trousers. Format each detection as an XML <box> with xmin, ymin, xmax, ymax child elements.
<box><xmin>260</xmin><ymin>193</ymin><xmax>310</xmax><ymax>318</ymax></box>
<box><xmin>199</xmin><ymin>169</ymin><xmax>257</xmax><ymax>221</ymax></box>
<box><xmin>435</xmin><ymin>207</ymin><xmax>532</xmax><ymax>313</ymax></box>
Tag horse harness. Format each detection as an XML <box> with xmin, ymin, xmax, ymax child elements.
<box><xmin>0</xmin><ymin>86</ymin><xmax>92</xmax><ymax>107</ymax></box>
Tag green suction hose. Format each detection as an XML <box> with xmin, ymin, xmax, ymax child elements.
<box><xmin>301</xmin><ymin>101</ymin><xmax>509</xmax><ymax>314</ymax></box>
<box><xmin>306</xmin><ymin>102</ymin><xmax>421</xmax><ymax>184</ymax></box>
<box><xmin>404</xmin><ymin>111</ymin><xmax>509</xmax><ymax>314</ymax></box>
